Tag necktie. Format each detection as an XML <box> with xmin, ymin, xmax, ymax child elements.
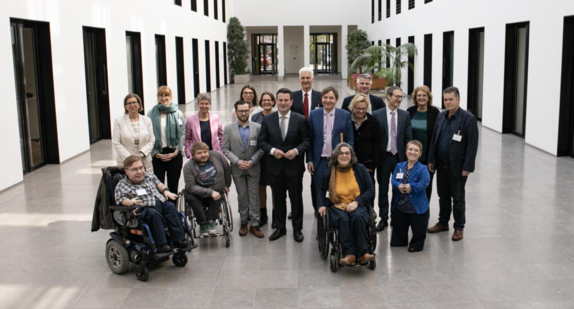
<box><xmin>280</xmin><ymin>116</ymin><xmax>287</xmax><ymax>141</ymax></box>
<box><xmin>391</xmin><ymin>111</ymin><xmax>397</xmax><ymax>155</ymax></box>
<box><xmin>303</xmin><ymin>93</ymin><xmax>309</xmax><ymax>120</ymax></box>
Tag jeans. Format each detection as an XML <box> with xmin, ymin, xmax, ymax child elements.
<box><xmin>140</xmin><ymin>199</ymin><xmax>185</xmax><ymax>245</ymax></box>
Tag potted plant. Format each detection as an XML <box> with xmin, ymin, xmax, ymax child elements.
<box><xmin>345</xmin><ymin>30</ymin><xmax>371</xmax><ymax>88</ymax></box>
<box><xmin>227</xmin><ymin>17</ymin><xmax>250</xmax><ymax>83</ymax></box>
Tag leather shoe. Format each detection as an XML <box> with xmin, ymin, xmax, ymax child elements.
<box><xmin>408</xmin><ymin>247</ymin><xmax>422</xmax><ymax>253</ymax></box>
<box><xmin>339</xmin><ymin>255</ymin><xmax>356</xmax><ymax>266</ymax></box>
<box><xmin>452</xmin><ymin>229</ymin><xmax>464</xmax><ymax>241</ymax></box>
<box><xmin>293</xmin><ymin>230</ymin><xmax>304</xmax><ymax>242</ymax></box>
<box><xmin>239</xmin><ymin>222</ymin><xmax>248</xmax><ymax>236</ymax></box>
<box><xmin>250</xmin><ymin>226</ymin><xmax>264</xmax><ymax>238</ymax></box>
<box><xmin>173</xmin><ymin>240</ymin><xmax>189</xmax><ymax>248</ymax></box>
<box><xmin>157</xmin><ymin>244</ymin><xmax>173</xmax><ymax>253</ymax></box>
<box><xmin>271</xmin><ymin>221</ymin><xmax>277</xmax><ymax>229</ymax></box>
<box><xmin>288</xmin><ymin>211</ymin><xmax>292</xmax><ymax>219</ymax></box>
<box><xmin>427</xmin><ymin>223</ymin><xmax>449</xmax><ymax>233</ymax></box>
<box><xmin>269</xmin><ymin>228</ymin><xmax>287</xmax><ymax>241</ymax></box>
<box><xmin>259</xmin><ymin>209</ymin><xmax>268</xmax><ymax>227</ymax></box>
<box><xmin>376</xmin><ymin>220</ymin><xmax>388</xmax><ymax>232</ymax></box>
<box><xmin>358</xmin><ymin>253</ymin><xmax>374</xmax><ymax>264</ymax></box>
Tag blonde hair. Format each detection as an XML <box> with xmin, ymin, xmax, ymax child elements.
<box><xmin>411</xmin><ymin>85</ymin><xmax>433</xmax><ymax>106</ymax></box>
<box><xmin>348</xmin><ymin>93</ymin><xmax>370</xmax><ymax>113</ymax></box>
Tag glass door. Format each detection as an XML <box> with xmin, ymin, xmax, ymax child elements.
<box><xmin>251</xmin><ymin>34</ymin><xmax>278</xmax><ymax>75</ymax></box>
<box><xmin>310</xmin><ymin>33</ymin><xmax>337</xmax><ymax>75</ymax></box>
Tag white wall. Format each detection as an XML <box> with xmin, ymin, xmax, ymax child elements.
<box><xmin>284</xmin><ymin>26</ymin><xmax>304</xmax><ymax>74</ymax></box>
<box><xmin>367</xmin><ymin>0</ymin><xmax>574</xmax><ymax>155</ymax></box>
<box><xmin>0</xmin><ymin>0</ymin><xmax>227</xmax><ymax>191</ymax></box>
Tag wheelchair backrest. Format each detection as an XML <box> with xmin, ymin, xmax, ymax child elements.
<box><xmin>102</xmin><ymin>167</ymin><xmax>126</xmax><ymax>205</ymax></box>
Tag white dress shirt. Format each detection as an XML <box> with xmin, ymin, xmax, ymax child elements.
<box><xmin>270</xmin><ymin>111</ymin><xmax>298</xmax><ymax>155</ymax></box>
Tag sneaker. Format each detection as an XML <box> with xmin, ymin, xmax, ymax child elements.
<box><xmin>199</xmin><ymin>225</ymin><xmax>209</xmax><ymax>236</ymax></box>
<box><xmin>208</xmin><ymin>221</ymin><xmax>217</xmax><ymax>235</ymax></box>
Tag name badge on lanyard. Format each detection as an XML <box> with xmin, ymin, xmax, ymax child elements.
<box><xmin>453</xmin><ymin>130</ymin><xmax>462</xmax><ymax>142</ymax></box>
<box><xmin>396</xmin><ymin>169</ymin><xmax>404</xmax><ymax>179</ymax></box>
<box><xmin>141</xmin><ymin>128</ymin><xmax>149</xmax><ymax>136</ymax></box>
<box><xmin>250</xmin><ymin>140</ymin><xmax>257</xmax><ymax>146</ymax></box>
<box><xmin>136</xmin><ymin>188</ymin><xmax>147</xmax><ymax>196</ymax></box>
<box><xmin>177</xmin><ymin>118</ymin><xmax>183</xmax><ymax>125</ymax></box>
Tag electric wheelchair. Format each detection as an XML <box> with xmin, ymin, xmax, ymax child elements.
<box><xmin>102</xmin><ymin>167</ymin><xmax>196</xmax><ymax>282</ymax></box>
<box><xmin>178</xmin><ymin>190</ymin><xmax>234</xmax><ymax>248</ymax></box>
<box><xmin>317</xmin><ymin>205</ymin><xmax>377</xmax><ymax>272</ymax></box>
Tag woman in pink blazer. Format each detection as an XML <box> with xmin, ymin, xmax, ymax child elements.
<box><xmin>184</xmin><ymin>93</ymin><xmax>224</xmax><ymax>158</ymax></box>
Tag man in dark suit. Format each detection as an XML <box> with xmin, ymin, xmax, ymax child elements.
<box><xmin>307</xmin><ymin>86</ymin><xmax>354</xmax><ymax>211</ymax></box>
<box><xmin>341</xmin><ymin>74</ymin><xmax>385</xmax><ymax>113</ymax></box>
<box><xmin>259</xmin><ymin>88</ymin><xmax>310</xmax><ymax>242</ymax></box>
<box><xmin>427</xmin><ymin>87</ymin><xmax>478</xmax><ymax>241</ymax></box>
<box><xmin>372</xmin><ymin>86</ymin><xmax>413</xmax><ymax>232</ymax></box>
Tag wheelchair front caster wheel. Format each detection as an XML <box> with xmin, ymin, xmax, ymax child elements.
<box><xmin>329</xmin><ymin>252</ymin><xmax>339</xmax><ymax>273</ymax></box>
<box><xmin>225</xmin><ymin>235</ymin><xmax>230</xmax><ymax>248</ymax></box>
<box><xmin>368</xmin><ymin>259</ymin><xmax>376</xmax><ymax>270</ymax></box>
<box><xmin>172</xmin><ymin>252</ymin><xmax>188</xmax><ymax>267</ymax></box>
<box><xmin>136</xmin><ymin>266</ymin><xmax>149</xmax><ymax>281</ymax></box>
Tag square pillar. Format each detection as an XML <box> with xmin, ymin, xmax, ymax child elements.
<box><xmin>341</xmin><ymin>25</ymin><xmax>348</xmax><ymax>79</ymax></box>
<box><xmin>277</xmin><ymin>25</ymin><xmax>285</xmax><ymax>81</ymax></box>
<box><xmin>304</xmin><ymin>25</ymin><xmax>310</xmax><ymax>68</ymax></box>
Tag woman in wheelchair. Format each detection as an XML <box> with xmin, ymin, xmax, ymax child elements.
<box><xmin>115</xmin><ymin>155</ymin><xmax>190</xmax><ymax>253</ymax></box>
<box><xmin>317</xmin><ymin>143</ymin><xmax>375</xmax><ymax>266</ymax></box>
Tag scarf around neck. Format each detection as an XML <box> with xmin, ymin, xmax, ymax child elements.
<box><xmin>149</xmin><ymin>102</ymin><xmax>181</xmax><ymax>154</ymax></box>
<box><xmin>328</xmin><ymin>164</ymin><xmax>353</xmax><ymax>210</ymax></box>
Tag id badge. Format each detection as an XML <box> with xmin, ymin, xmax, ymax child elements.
<box><xmin>136</xmin><ymin>188</ymin><xmax>147</xmax><ymax>196</ymax></box>
<box><xmin>453</xmin><ymin>134</ymin><xmax>462</xmax><ymax>142</ymax></box>
<box><xmin>325</xmin><ymin>190</ymin><xmax>329</xmax><ymax>198</ymax></box>
<box><xmin>250</xmin><ymin>140</ymin><xmax>257</xmax><ymax>146</ymax></box>
<box><xmin>141</xmin><ymin>128</ymin><xmax>149</xmax><ymax>136</ymax></box>
<box><xmin>396</xmin><ymin>173</ymin><xmax>404</xmax><ymax>179</ymax></box>
<box><xmin>177</xmin><ymin>119</ymin><xmax>183</xmax><ymax>125</ymax></box>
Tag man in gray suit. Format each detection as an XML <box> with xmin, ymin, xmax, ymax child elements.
<box><xmin>223</xmin><ymin>100</ymin><xmax>265</xmax><ymax>238</ymax></box>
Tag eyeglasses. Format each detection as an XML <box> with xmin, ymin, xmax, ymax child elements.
<box><xmin>354</xmin><ymin>107</ymin><xmax>367</xmax><ymax>112</ymax></box>
<box><xmin>392</xmin><ymin>95</ymin><xmax>404</xmax><ymax>100</ymax></box>
<box><xmin>236</xmin><ymin>110</ymin><xmax>250</xmax><ymax>114</ymax></box>
<box><xmin>125</xmin><ymin>102</ymin><xmax>138</xmax><ymax>106</ymax></box>
<box><xmin>339</xmin><ymin>152</ymin><xmax>351</xmax><ymax>157</ymax></box>
<box><xmin>127</xmin><ymin>166</ymin><xmax>145</xmax><ymax>172</ymax></box>
<box><xmin>242</xmin><ymin>92</ymin><xmax>254</xmax><ymax>96</ymax></box>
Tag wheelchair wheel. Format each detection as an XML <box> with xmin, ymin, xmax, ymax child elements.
<box><xmin>329</xmin><ymin>249</ymin><xmax>339</xmax><ymax>273</ymax></box>
<box><xmin>224</xmin><ymin>194</ymin><xmax>234</xmax><ymax>232</ymax></box>
<box><xmin>317</xmin><ymin>215</ymin><xmax>329</xmax><ymax>259</ymax></box>
<box><xmin>136</xmin><ymin>265</ymin><xmax>149</xmax><ymax>281</ymax></box>
<box><xmin>225</xmin><ymin>235</ymin><xmax>230</xmax><ymax>248</ymax></box>
<box><xmin>105</xmin><ymin>240</ymin><xmax>129</xmax><ymax>274</ymax></box>
<box><xmin>172</xmin><ymin>252</ymin><xmax>188</xmax><ymax>267</ymax></box>
<box><xmin>368</xmin><ymin>258</ymin><xmax>376</xmax><ymax>270</ymax></box>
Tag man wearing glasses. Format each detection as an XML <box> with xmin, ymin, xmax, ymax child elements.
<box><xmin>372</xmin><ymin>86</ymin><xmax>413</xmax><ymax>232</ymax></box>
<box><xmin>115</xmin><ymin>155</ymin><xmax>190</xmax><ymax>253</ymax></box>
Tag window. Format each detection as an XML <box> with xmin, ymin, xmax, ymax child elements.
<box><xmin>191</xmin><ymin>0</ymin><xmax>197</xmax><ymax>11</ymax></box>
<box><xmin>204</xmin><ymin>0</ymin><xmax>208</xmax><ymax>16</ymax></box>
<box><xmin>378</xmin><ymin>0</ymin><xmax>382</xmax><ymax>20</ymax></box>
<box><xmin>408</xmin><ymin>36</ymin><xmax>414</xmax><ymax>94</ymax></box>
<box><xmin>397</xmin><ymin>0</ymin><xmax>401</xmax><ymax>14</ymax></box>
<box><xmin>386</xmin><ymin>39</ymin><xmax>391</xmax><ymax>68</ymax></box>
<box><xmin>409</xmin><ymin>0</ymin><xmax>415</xmax><ymax>9</ymax></box>
<box><xmin>378</xmin><ymin>40</ymin><xmax>382</xmax><ymax>46</ymax></box>
<box><xmin>372</xmin><ymin>41</ymin><xmax>375</xmax><ymax>45</ymax></box>
<box><xmin>214</xmin><ymin>0</ymin><xmax>218</xmax><ymax>20</ymax></box>
<box><xmin>222</xmin><ymin>0</ymin><xmax>226</xmax><ymax>22</ymax></box>
<box><xmin>425</xmin><ymin>0</ymin><xmax>433</xmax><ymax>3</ymax></box>
<box><xmin>175</xmin><ymin>0</ymin><xmax>182</xmax><ymax>6</ymax></box>
<box><xmin>371</xmin><ymin>0</ymin><xmax>375</xmax><ymax>23</ymax></box>
<box><xmin>386</xmin><ymin>0</ymin><xmax>390</xmax><ymax>18</ymax></box>
<box><xmin>155</xmin><ymin>35</ymin><xmax>167</xmax><ymax>88</ymax></box>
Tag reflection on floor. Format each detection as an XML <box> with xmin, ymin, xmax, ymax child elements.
<box><xmin>1</xmin><ymin>77</ymin><xmax>574</xmax><ymax>308</ymax></box>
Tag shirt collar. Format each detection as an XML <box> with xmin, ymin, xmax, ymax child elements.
<box><xmin>352</xmin><ymin>114</ymin><xmax>368</xmax><ymax>123</ymax></box>
<box><xmin>237</xmin><ymin>121</ymin><xmax>250</xmax><ymax>129</ymax></box>
<box><xmin>324</xmin><ymin>108</ymin><xmax>335</xmax><ymax>116</ymax></box>
<box><xmin>279</xmin><ymin>110</ymin><xmax>291</xmax><ymax>118</ymax></box>
<box><xmin>302</xmin><ymin>89</ymin><xmax>312</xmax><ymax>96</ymax></box>
<box><xmin>447</xmin><ymin>107</ymin><xmax>462</xmax><ymax>119</ymax></box>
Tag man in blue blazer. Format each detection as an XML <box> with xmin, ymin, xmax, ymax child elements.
<box><xmin>307</xmin><ymin>86</ymin><xmax>354</xmax><ymax>211</ymax></box>
<box><xmin>372</xmin><ymin>86</ymin><xmax>413</xmax><ymax>231</ymax></box>
<box><xmin>427</xmin><ymin>87</ymin><xmax>478</xmax><ymax>241</ymax></box>
<box><xmin>341</xmin><ymin>74</ymin><xmax>386</xmax><ymax>113</ymax></box>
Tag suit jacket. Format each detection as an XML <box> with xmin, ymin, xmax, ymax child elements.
<box><xmin>341</xmin><ymin>94</ymin><xmax>386</xmax><ymax>113</ymax></box>
<box><xmin>291</xmin><ymin>89</ymin><xmax>322</xmax><ymax>116</ymax></box>
<box><xmin>222</xmin><ymin>122</ymin><xmax>264</xmax><ymax>177</ymax></box>
<box><xmin>258</xmin><ymin>111</ymin><xmax>310</xmax><ymax>177</ymax></box>
<box><xmin>306</xmin><ymin>108</ymin><xmax>354</xmax><ymax>166</ymax></box>
<box><xmin>407</xmin><ymin>105</ymin><xmax>441</xmax><ymax>162</ymax></box>
<box><xmin>372</xmin><ymin>107</ymin><xmax>413</xmax><ymax>162</ymax></box>
<box><xmin>391</xmin><ymin>161</ymin><xmax>430</xmax><ymax>214</ymax></box>
<box><xmin>112</xmin><ymin>114</ymin><xmax>155</xmax><ymax>167</ymax></box>
<box><xmin>428</xmin><ymin>108</ymin><xmax>479</xmax><ymax>176</ymax></box>
<box><xmin>184</xmin><ymin>113</ymin><xmax>223</xmax><ymax>158</ymax></box>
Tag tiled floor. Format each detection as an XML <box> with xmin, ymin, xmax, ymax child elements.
<box><xmin>1</xmin><ymin>77</ymin><xmax>574</xmax><ymax>308</ymax></box>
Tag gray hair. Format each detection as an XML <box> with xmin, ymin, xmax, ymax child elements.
<box><xmin>329</xmin><ymin>143</ymin><xmax>358</xmax><ymax>166</ymax></box>
<box><xmin>356</xmin><ymin>73</ymin><xmax>372</xmax><ymax>84</ymax></box>
<box><xmin>443</xmin><ymin>86</ymin><xmax>460</xmax><ymax>98</ymax></box>
<box><xmin>386</xmin><ymin>86</ymin><xmax>403</xmax><ymax>97</ymax></box>
<box><xmin>196</xmin><ymin>92</ymin><xmax>211</xmax><ymax>103</ymax></box>
<box><xmin>299</xmin><ymin>67</ymin><xmax>314</xmax><ymax>78</ymax></box>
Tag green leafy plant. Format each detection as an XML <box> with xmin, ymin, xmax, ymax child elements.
<box><xmin>227</xmin><ymin>17</ymin><xmax>249</xmax><ymax>76</ymax></box>
<box><xmin>348</xmin><ymin>43</ymin><xmax>417</xmax><ymax>86</ymax></box>
<box><xmin>345</xmin><ymin>30</ymin><xmax>371</xmax><ymax>72</ymax></box>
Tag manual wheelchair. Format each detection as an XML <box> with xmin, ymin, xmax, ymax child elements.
<box><xmin>102</xmin><ymin>167</ymin><xmax>196</xmax><ymax>282</ymax></box>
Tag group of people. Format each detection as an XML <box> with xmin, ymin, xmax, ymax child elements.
<box><xmin>111</xmin><ymin>67</ymin><xmax>479</xmax><ymax>262</ymax></box>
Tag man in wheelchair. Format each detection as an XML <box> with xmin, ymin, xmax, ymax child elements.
<box><xmin>115</xmin><ymin>155</ymin><xmax>190</xmax><ymax>253</ymax></box>
<box><xmin>318</xmin><ymin>143</ymin><xmax>375</xmax><ymax>266</ymax></box>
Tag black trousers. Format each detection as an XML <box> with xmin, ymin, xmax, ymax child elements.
<box><xmin>184</xmin><ymin>192</ymin><xmax>220</xmax><ymax>226</ymax></box>
<box><xmin>269</xmin><ymin>172</ymin><xmax>304</xmax><ymax>231</ymax></box>
<box><xmin>436</xmin><ymin>161</ymin><xmax>468</xmax><ymax>230</ymax></box>
<box><xmin>390</xmin><ymin>209</ymin><xmax>429</xmax><ymax>251</ymax></box>
<box><xmin>152</xmin><ymin>148</ymin><xmax>183</xmax><ymax>193</ymax></box>
<box><xmin>140</xmin><ymin>199</ymin><xmax>185</xmax><ymax>245</ymax></box>
<box><xmin>367</xmin><ymin>170</ymin><xmax>376</xmax><ymax>208</ymax></box>
<box><xmin>376</xmin><ymin>153</ymin><xmax>399</xmax><ymax>221</ymax></box>
<box><xmin>330</xmin><ymin>205</ymin><xmax>369</xmax><ymax>256</ymax></box>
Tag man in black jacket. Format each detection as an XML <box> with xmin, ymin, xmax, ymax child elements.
<box><xmin>341</xmin><ymin>74</ymin><xmax>385</xmax><ymax>113</ymax></box>
<box><xmin>427</xmin><ymin>87</ymin><xmax>479</xmax><ymax>241</ymax></box>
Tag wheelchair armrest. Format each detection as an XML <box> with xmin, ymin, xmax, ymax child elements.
<box><xmin>109</xmin><ymin>205</ymin><xmax>137</xmax><ymax>212</ymax></box>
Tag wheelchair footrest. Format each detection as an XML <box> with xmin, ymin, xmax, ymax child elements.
<box><xmin>177</xmin><ymin>243</ymin><xmax>197</xmax><ymax>252</ymax></box>
<box><xmin>195</xmin><ymin>233</ymin><xmax>227</xmax><ymax>239</ymax></box>
<box><xmin>154</xmin><ymin>251</ymin><xmax>175</xmax><ymax>260</ymax></box>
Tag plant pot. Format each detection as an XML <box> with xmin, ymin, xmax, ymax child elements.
<box><xmin>234</xmin><ymin>74</ymin><xmax>251</xmax><ymax>84</ymax></box>
<box><xmin>350</xmin><ymin>73</ymin><xmax>388</xmax><ymax>90</ymax></box>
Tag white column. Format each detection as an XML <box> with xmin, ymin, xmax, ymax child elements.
<box><xmin>304</xmin><ymin>25</ymin><xmax>310</xmax><ymax>68</ymax></box>
<box><xmin>341</xmin><ymin>25</ymin><xmax>348</xmax><ymax>79</ymax></box>
<box><xmin>277</xmin><ymin>25</ymin><xmax>285</xmax><ymax>81</ymax></box>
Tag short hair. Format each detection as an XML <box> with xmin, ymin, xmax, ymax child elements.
<box><xmin>406</xmin><ymin>140</ymin><xmax>424</xmax><ymax>154</ymax></box>
<box><xmin>356</xmin><ymin>73</ymin><xmax>373</xmax><ymax>84</ymax></box>
<box><xmin>196</xmin><ymin>92</ymin><xmax>211</xmax><ymax>103</ymax></box>
<box><xmin>191</xmin><ymin>142</ymin><xmax>210</xmax><ymax>157</ymax></box>
<box><xmin>386</xmin><ymin>86</ymin><xmax>403</xmax><ymax>97</ymax></box>
<box><xmin>299</xmin><ymin>67</ymin><xmax>314</xmax><ymax>78</ymax></box>
<box><xmin>234</xmin><ymin>100</ymin><xmax>250</xmax><ymax>111</ymax></box>
<box><xmin>240</xmin><ymin>84</ymin><xmax>259</xmax><ymax>107</ymax></box>
<box><xmin>157</xmin><ymin>86</ymin><xmax>172</xmax><ymax>98</ymax></box>
<box><xmin>321</xmin><ymin>86</ymin><xmax>339</xmax><ymax>100</ymax></box>
<box><xmin>443</xmin><ymin>86</ymin><xmax>460</xmax><ymax>98</ymax></box>
<box><xmin>348</xmin><ymin>93</ymin><xmax>370</xmax><ymax>113</ymax></box>
<box><xmin>411</xmin><ymin>85</ymin><xmax>434</xmax><ymax>106</ymax></box>
<box><xmin>276</xmin><ymin>88</ymin><xmax>293</xmax><ymax>100</ymax></box>
<box><xmin>123</xmin><ymin>154</ymin><xmax>142</xmax><ymax>169</ymax></box>
<box><xmin>123</xmin><ymin>94</ymin><xmax>143</xmax><ymax>114</ymax></box>
<box><xmin>259</xmin><ymin>91</ymin><xmax>276</xmax><ymax>107</ymax></box>
<box><xmin>329</xmin><ymin>143</ymin><xmax>358</xmax><ymax>166</ymax></box>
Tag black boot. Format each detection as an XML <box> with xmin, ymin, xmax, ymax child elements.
<box><xmin>260</xmin><ymin>208</ymin><xmax>268</xmax><ymax>227</ymax></box>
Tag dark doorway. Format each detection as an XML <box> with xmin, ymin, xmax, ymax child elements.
<box><xmin>192</xmin><ymin>38</ymin><xmax>200</xmax><ymax>98</ymax></box>
<box><xmin>558</xmin><ymin>16</ymin><xmax>574</xmax><ymax>157</ymax></box>
<box><xmin>222</xmin><ymin>0</ymin><xmax>226</xmax><ymax>22</ymax></box>
<box><xmin>311</xmin><ymin>33</ymin><xmax>338</xmax><ymax>75</ymax></box>
<box><xmin>502</xmin><ymin>22</ymin><xmax>529</xmax><ymax>138</ymax></box>
<box><xmin>205</xmin><ymin>40</ymin><xmax>211</xmax><ymax>92</ymax></box>
<box><xmin>83</xmin><ymin>27</ymin><xmax>111</xmax><ymax>144</ymax></box>
<box><xmin>252</xmin><ymin>34</ymin><xmax>278</xmax><ymax>75</ymax></box>
<box><xmin>155</xmin><ymin>35</ymin><xmax>167</xmax><ymax>88</ymax></box>
<box><xmin>467</xmin><ymin>27</ymin><xmax>485</xmax><ymax>121</ymax></box>
<box><xmin>191</xmin><ymin>0</ymin><xmax>197</xmax><ymax>12</ymax></box>
<box><xmin>126</xmin><ymin>31</ymin><xmax>144</xmax><ymax>107</ymax></box>
<box><xmin>408</xmin><ymin>36</ymin><xmax>414</xmax><ymax>94</ymax></box>
<box><xmin>215</xmin><ymin>41</ymin><xmax>221</xmax><ymax>88</ymax></box>
<box><xmin>10</xmin><ymin>19</ymin><xmax>59</xmax><ymax>173</ymax></box>
<box><xmin>223</xmin><ymin>42</ymin><xmax>228</xmax><ymax>84</ymax></box>
<box><xmin>175</xmin><ymin>37</ymin><xmax>186</xmax><ymax>105</ymax></box>
<box><xmin>442</xmin><ymin>31</ymin><xmax>454</xmax><ymax>108</ymax></box>
<box><xmin>214</xmin><ymin>0</ymin><xmax>218</xmax><ymax>20</ymax></box>
<box><xmin>423</xmin><ymin>34</ymin><xmax>432</xmax><ymax>90</ymax></box>
<box><xmin>204</xmin><ymin>0</ymin><xmax>209</xmax><ymax>16</ymax></box>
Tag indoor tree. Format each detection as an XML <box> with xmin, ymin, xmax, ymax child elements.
<box><xmin>345</xmin><ymin>30</ymin><xmax>371</xmax><ymax>73</ymax></box>
<box><xmin>348</xmin><ymin>43</ymin><xmax>417</xmax><ymax>86</ymax></box>
<box><xmin>227</xmin><ymin>17</ymin><xmax>249</xmax><ymax>77</ymax></box>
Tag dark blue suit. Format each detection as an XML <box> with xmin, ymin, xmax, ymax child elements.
<box><xmin>307</xmin><ymin>108</ymin><xmax>354</xmax><ymax>210</ymax></box>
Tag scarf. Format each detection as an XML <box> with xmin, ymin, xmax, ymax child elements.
<box><xmin>328</xmin><ymin>164</ymin><xmax>353</xmax><ymax>211</ymax></box>
<box><xmin>149</xmin><ymin>102</ymin><xmax>181</xmax><ymax>154</ymax></box>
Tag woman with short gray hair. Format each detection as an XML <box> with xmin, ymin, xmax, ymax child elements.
<box><xmin>184</xmin><ymin>93</ymin><xmax>224</xmax><ymax>158</ymax></box>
